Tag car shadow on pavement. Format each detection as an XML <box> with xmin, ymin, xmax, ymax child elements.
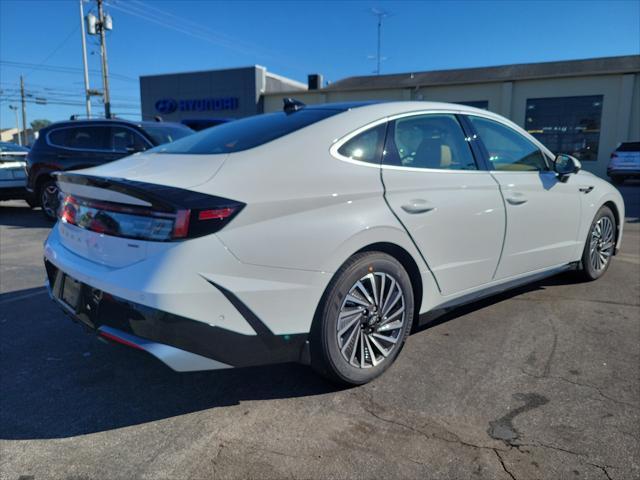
<box><xmin>413</xmin><ymin>271</ymin><xmax>582</xmax><ymax>334</ymax></box>
<box><xmin>0</xmin><ymin>271</ymin><xmax>582</xmax><ymax>441</ymax></box>
<box><xmin>0</xmin><ymin>203</ymin><xmax>52</xmax><ymax>228</ymax></box>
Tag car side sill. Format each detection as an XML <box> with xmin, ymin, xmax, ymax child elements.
<box><xmin>417</xmin><ymin>262</ymin><xmax>577</xmax><ymax>327</ymax></box>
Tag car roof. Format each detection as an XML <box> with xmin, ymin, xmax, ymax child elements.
<box><xmin>42</xmin><ymin>118</ymin><xmax>188</xmax><ymax>131</ymax></box>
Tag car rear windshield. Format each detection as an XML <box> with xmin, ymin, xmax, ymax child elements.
<box><xmin>143</xmin><ymin>124</ymin><xmax>194</xmax><ymax>145</ymax></box>
<box><xmin>151</xmin><ymin>109</ymin><xmax>342</xmax><ymax>154</ymax></box>
<box><xmin>616</xmin><ymin>142</ymin><xmax>640</xmax><ymax>152</ymax></box>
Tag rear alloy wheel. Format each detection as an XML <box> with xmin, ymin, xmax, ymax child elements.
<box><xmin>40</xmin><ymin>179</ymin><xmax>60</xmax><ymax>221</ymax></box>
<box><xmin>310</xmin><ymin>252</ymin><xmax>414</xmax><ymax>385</ymax></box>
<box><xmin>579</xmin><ymin>206</ymin><xmax>616</xmax><ymax>281</ymax></box>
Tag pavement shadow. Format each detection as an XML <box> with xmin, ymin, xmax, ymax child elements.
<box><xmin>0</xmin><ymin>285</ymin><xmax>339</xmax><ymax>440</ymax></box>
<box><xmin>0</xmin><ymin>271</ymin><xmax>585</xmax><ymax>441</ymax></box>
<box><xmin>414</xmin><ymin>270</ymin><xmax>581</xmax><ymax>333</ymax></box>
<box><xmin>0</xmin><ymin>202</ymin><xmax>53</xmax><ymax>228</ymax></box>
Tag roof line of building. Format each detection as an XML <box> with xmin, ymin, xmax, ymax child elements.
<box><xmin>264</xmin><ymin>55</ymin><xmax>639</xmax><ymax>95</ymax></box>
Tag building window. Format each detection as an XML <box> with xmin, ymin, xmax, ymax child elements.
<box><xmin>525</xmin><ymin>95</ymin><xmax>603</xmax><ymax>161</ymax></box>
<box><xmin>458</xmin><ymin>100</ymin><xmax>489</xmax><ymax>110</ymax></box>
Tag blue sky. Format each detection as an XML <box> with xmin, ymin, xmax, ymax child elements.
<box><xmin>1</xmin><ymin>0</ymin><xmax>639</xmax><ymax>127</ymax></box>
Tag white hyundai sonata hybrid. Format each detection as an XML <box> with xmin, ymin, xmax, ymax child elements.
<box><xmin>44</xmin><ymin>100</ymin><xmax>624</xmax><ymax>385</ymax></box>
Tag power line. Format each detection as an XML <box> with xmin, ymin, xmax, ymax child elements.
<box><xmin>23</xmin><ymin>24</ymin><xmax>81</xmax><ymax>79</ymax></box>
<box><xmin>106</xmin><ymin>0</ymin><xmax>276</xmax><ymax>59</ymax></box>
<box><xmin>0</xmin><ymin>60</ymin><xmax>137</xmax><ymax>83</ymax></box>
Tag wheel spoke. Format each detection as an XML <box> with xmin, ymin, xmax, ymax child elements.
<box><xmin>354</xmin><ymin>281</ymin><xmax>375</xmax><ymax>307</ymax></box>
<box><xmin>377</xmin><ymin>319</ymin><xmax>403</xmax><ymax>332</ymax></box>
<box><xmin>338</xmin><ymin>315</ymin><xmax>361</xmax><ymax>337</ymax></box>
<box><xmin>364</xmin><ymin>334</ymin><xmax>378</xmax><ymax>366</ymax></box>
<box><xmin>372</xmin><ymin>332</ymin><xmax>399</xmax><ymax>344</ymax></box>
<box><xmin>382</xmin><ymin>289</ymin><xmax>402</xmax><ymax>317</ymax></box>
<box><xmin>368</xmin><ymin>334</ymin><xmax>391</xmax><ymax>357</ymax></box>
<box><xmin>345</xmin><ymin>293</ymin><xmax>370</xmax><ymax>308</ymax></box>
<box><xmin>341</xmin><ymin>321</ymin><xmax>360</xmax><ymax>355</ymax></box>
<box><xmin>365</xmin><ymin>273</ymin><xmax>379</xmax><ymax>308</ymax></box>
<box><xmin>380</xmin><ymin>277</ymin><xmax>396</xmax><ymax>315</ymax></box>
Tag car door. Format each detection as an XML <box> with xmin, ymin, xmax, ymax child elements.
<box><xmin>466</xmin><ymin>115</ymin><xmax>582</xmax><ymax>279</ymax></box>
<box><xmin>53</xmin><ymin>125</ymin><xmax>113</xmax><ymax>168</ymax></box>
<box><xmin>381</xmin><ymin>113</ymin><xmax>505</xmax><ymax>296</ymax></box>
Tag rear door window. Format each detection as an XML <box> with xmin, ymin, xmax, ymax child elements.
<box><xmin>48</xmin><ymin>126</ymin><xmax>110</xmax><ymax>150</ymax></box>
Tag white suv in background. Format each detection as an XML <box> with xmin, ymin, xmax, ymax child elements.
<box><xmin>608</xmin><ymin>141</ymin><xmax>640</xmax><ymax>184</ymax></box>
<box><xmin>44</xmin><ymin>101</ymin><xmax>624</xmax><ymax>385</ymax></box>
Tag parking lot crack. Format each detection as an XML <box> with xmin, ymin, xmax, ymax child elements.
<box><xmin>493</xmin><ymin>448</ymin><xmax>516</xmax><ymax>480</ymax></box>
<box><xmin>587</xmin><ymin>462</ymin><xmax>614</xmax><ymax>480</ymax></box>
<box><xmin>356</xmin><ymin>390</ymin><xmax>505</xmax><ymax>454</ymax></box>
<box><xmin>520</xmin><ymin>369</ymin><xmax>639</xmax><ymax>410</ymax></box>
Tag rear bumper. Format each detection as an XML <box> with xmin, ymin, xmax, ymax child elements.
<box><xmin>45</xmin><ymin>259</ymin><xmax>309</xmax><ymax>370</ymax></box>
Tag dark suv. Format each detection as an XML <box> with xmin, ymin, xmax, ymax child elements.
<box><xmin>27</xmin><ymin>118</ymin><xmax>193</xmax><ymax>219</ymax></box>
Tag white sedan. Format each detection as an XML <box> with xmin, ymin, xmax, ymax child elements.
<box><xmin>44</xmin><ymin>101</ymin><xmax>624</xmax><ymax>385</ymax></box>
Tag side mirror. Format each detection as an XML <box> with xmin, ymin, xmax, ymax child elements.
<box><xmin>553</xmin><ymin>154</ymin><xmax>581</xmax><ymax>180</ymax></box>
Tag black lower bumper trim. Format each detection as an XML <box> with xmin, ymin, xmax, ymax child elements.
<box><xmin>45</xmin><ymin>259</ymin><xmax>307</xmax><ymax>368</ymax></box>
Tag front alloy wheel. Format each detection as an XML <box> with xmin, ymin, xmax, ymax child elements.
<box><xmin>579</xmin><ymin>206</ymin><xmax>616</xmax><ymax>280</ymax></box>
<box><xmin>310</xmin><ymin>251</ymin><xmax>414</xmax><ymax>385</ymax></box>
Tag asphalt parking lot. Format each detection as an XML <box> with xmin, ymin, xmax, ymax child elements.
<box><xmin>1</xmin><ymin>185</ymin><xmax>639</xmax><ymax>480</ymax></box>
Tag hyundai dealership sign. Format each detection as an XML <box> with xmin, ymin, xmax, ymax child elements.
<box><xmin>155</xmin><ymin>97</ymin><xmax>239</xmax><ymax>114</ymax></box>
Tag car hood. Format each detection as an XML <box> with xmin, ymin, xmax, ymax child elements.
<box><xmin>70</xmin><ymin>152</ymin><xmax>228</xmax><ymax>189</ymax></box>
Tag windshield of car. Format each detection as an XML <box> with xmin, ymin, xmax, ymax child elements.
<box><xmin>143</xmin><ymin>124</ymin><xmax>194</xmax><ymax>145</ymax></box>
<box><xmin>151</xmin><ymin>109</ymin><xmax>342</xmax><ymax>154</ymax></box>
<box><xmin>0</xmin><ymin>142</ymin><xmax>29</xmax><ymax>153</ymax></box>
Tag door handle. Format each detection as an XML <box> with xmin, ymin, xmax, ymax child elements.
<box><xmin>401</xmin><ymin>200</ymin><xmax>434</xmax><ymax>214</ymax></box>
<box><xmin>505</xmin><ymin>195</ymin><xmax>528</xmax><ymax>205</ymax></box>
<box><xmin>579</xmin><ymin>186</ymin><xmax>594</xmax><ymax>194</ymax></box>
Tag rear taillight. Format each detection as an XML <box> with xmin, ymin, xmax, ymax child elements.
<box><xmin>59</xmin><ymin>194</ymin><xmax>242</xmax><ymax>241</ymax></box>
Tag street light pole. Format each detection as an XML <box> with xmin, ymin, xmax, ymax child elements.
<box><xmin>79</xmin><ymin>0</ymin><xmax>92</xmax><ymax>118</ymax></box>
<box><xmin>20</xmin><ymin>75</ymin><xmax>28</xmax><ymax>145</ymax></box>
<box><xmin>9</xmin><ymin>105</ymin><xmax>21</xmax><ymax>146</ymax></box>
<box><xmin>96</xmin><ymin>0</ymin><xmax>111</xmax><ymax>118</ymax></box>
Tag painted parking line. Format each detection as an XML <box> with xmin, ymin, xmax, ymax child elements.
<box><xmin>0</xmin><ymin>288</ymin><xmax>47</xmax><ymax>306</ymax></box>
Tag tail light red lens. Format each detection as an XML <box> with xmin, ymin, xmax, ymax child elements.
<box><xmin>58</xmin><ymin>193</ymin><xmax>242</xmax><ymax>241</ymax></box>
<box><xmin>198</xmin><ymin>208</ymin><xmax>235</xmax><ymax>221</ymax></box>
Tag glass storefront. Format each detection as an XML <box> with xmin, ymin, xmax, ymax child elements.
<box><xmin>525</xmin><ymin>95</ymin><xmax>603</xmax><ymax>161</ymax></box>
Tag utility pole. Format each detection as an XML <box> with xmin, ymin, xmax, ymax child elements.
<box><xmin>20</xmin><ymin>75</ymin><xmax>28</xmax><ymax>145</ymax></box>
<box><xmin>79</xmin><ymin>0</ymin><xmax>92</xmax><ymax>118</ymax></box>
<box><xmin>9</xmin><ymin>105</ymin><xmax>21</xmax><ymax>146</ymax></box>
<box><xmin>96</xmin><ymin>0</ymin><xmax>111</xmax><ymax>118</ymax></box>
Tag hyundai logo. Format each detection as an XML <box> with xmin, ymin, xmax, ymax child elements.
<box><xmin>155</xmin><ymin>98</ymin><xmax>178</xmax><ymax>114</ymax></box>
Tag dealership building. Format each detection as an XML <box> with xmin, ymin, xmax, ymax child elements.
<box><xmin>140</xmin><ymin>55</ymin><xmax>639</xmax><ymax>178</ymax></box>
<box><xmin>140</xmin><ymin>65</ymin><xmax>306</xmax><ymax>122</ymax></box>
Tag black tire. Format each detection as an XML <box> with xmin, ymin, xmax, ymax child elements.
<box><xmin>578</xmin><ymin>206</ymin><xmax>616</xmax><ymax>281</ymax></box>
<box><xmin>25</xmin><ymin>194</ymin><xmax>38</xmax><ymax>209</ymax></box>
<box><xmin>40</xmin><ymin>178</ymin><xmax>60</xmax><ymax>221</ymax></box>
<box><xmin>310</xmin><ymin>251</ymin><xmax>414</xmax><ymax>386</ymax></box>
<box><xmin>611</xmin><ymin>176</ymin><xmax>624</xmax><ymax>185</ymax></box>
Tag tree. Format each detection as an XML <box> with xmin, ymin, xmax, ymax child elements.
<box><xmin>30</xmin><ymin>119</ymin><xmax>51</xmax><ymax>132</ymax></box>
